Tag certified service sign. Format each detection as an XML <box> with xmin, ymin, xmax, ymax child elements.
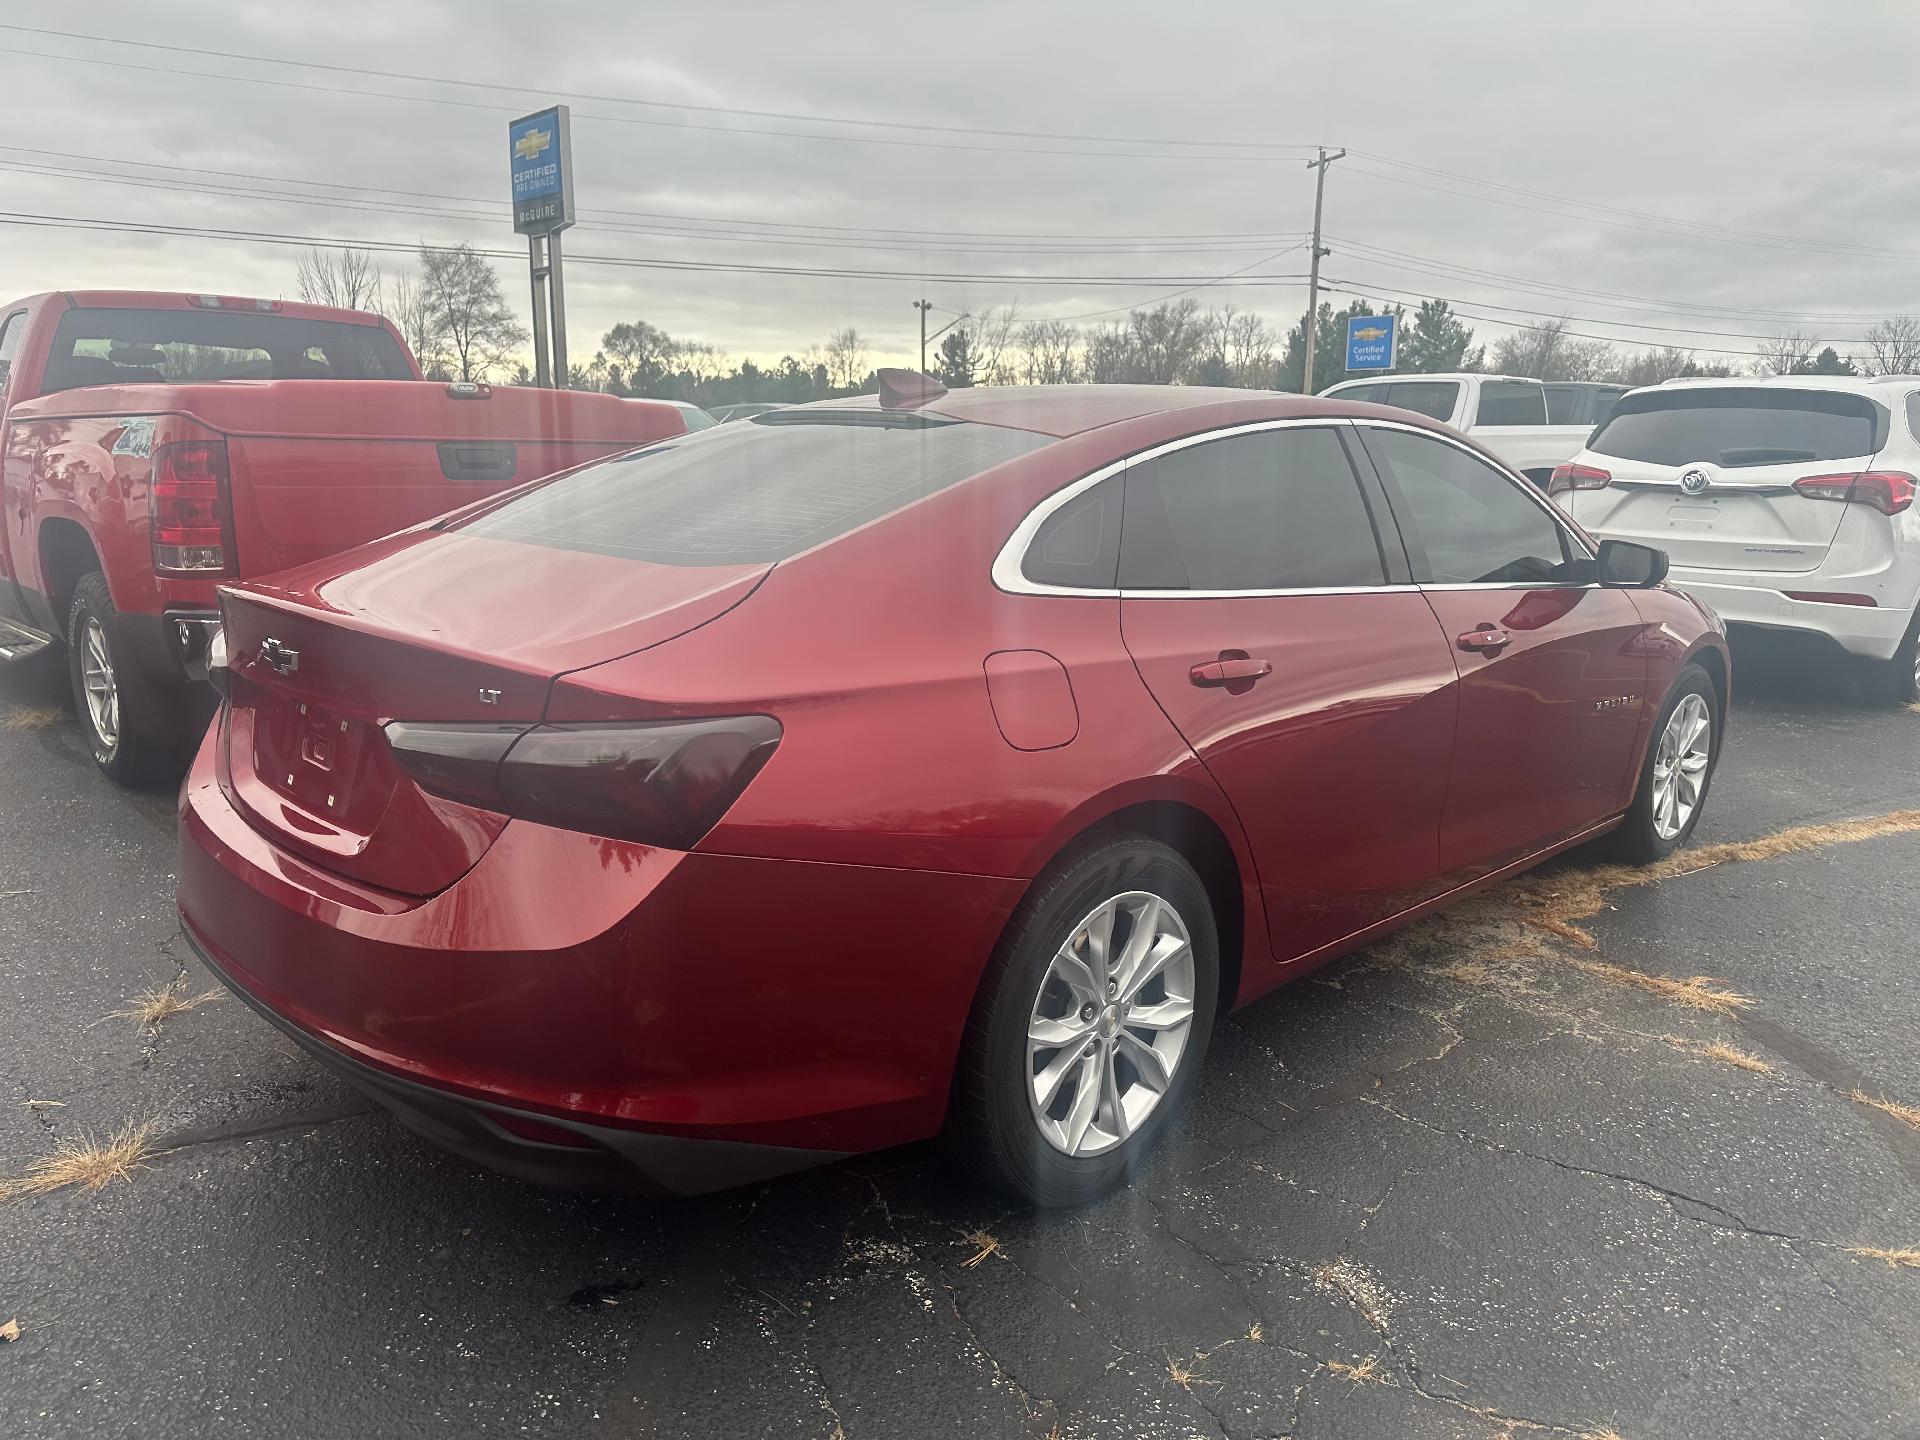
<box><xmin>509</xmin><ymin>105</ymin><xmax>574</xmax><ymax>236</ymax></box>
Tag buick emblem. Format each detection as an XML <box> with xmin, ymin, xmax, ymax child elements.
<box><xmin>1678</xmin><ymin>467</ymin><xmax>1712</xmax><ymax>496</ymax></box>
<box><xmin>259</xmin><ymin>637</ymin><xmax>301</xmax><ymax>676</ymax></box>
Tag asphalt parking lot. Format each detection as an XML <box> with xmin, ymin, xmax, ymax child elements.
<box><xmin>1</xmin><ymin>645</ymin><xmax>1916</xmax><ymax>1440</ymax></box>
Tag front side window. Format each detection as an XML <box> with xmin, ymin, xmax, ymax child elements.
<box><xmin>1361</xmin><ymin>427</ymin><xmax>1577</xmax><ymax>586</ymax></box>
<box><xmin>1476</xmin><ymin>380</ymin><xmax>1548</xmax><ymax>426</ymax></box>
<box><xmin>1118</xmin><ymin>427</ymin><xmax>1386</xmax><ymax>591</ymax></box>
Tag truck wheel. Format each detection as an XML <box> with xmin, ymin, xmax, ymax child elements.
<box><xmin>66</xmin><ymin>573</ymin><xmax>175</xmax><ymax>786</ymax></box>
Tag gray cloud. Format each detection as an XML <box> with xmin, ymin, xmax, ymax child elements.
<box><xmin>2</xmin><ymin>0</ymin><xmax>1917</xmax><ymax>371</ymax></box>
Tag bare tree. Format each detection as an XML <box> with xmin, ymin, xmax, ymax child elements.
<box><xmin>823</xmin><ymin>327</ymin><xmax>870</xmax><ymax>391</ymax></box>
<box><xmin>1490</xmin><ymin>318</ymin><xmax>1614</xmax><ymax>381</ymax></box>
<box><xmin>1128</xmin><ymin>298</ymin><xmax>1210</xmax><ymax>383</ymax></box>
<box><xmin>1857</xmin><ymin>316</ymin><xmax>1920</xmax><ymax>376</ymax></box>
<box><xmin>967</xmin><ymin>305</ymin><xmax>1023</xmax><ymax>386</ymax></box>
<box><xmin>1754</xmin><ymin>330</ymin><xmax>1818</xmax><ymax>377</ymax></box>
<box><xmin>295</xmin><ymin>246</ymin><xmax>383</xmax><ymax>311</ymax></box>
<box><xmin>417</xmin><ymin>243</ymin><xmax>527</xmax><ymax>383</ymax></box>
<box><xmin>1081</xmin><ymin>322</ymin><xmax>1135</xmax><ymax>384</ymax></box>
<box><xmin>1220</xmin><ymin>309</ymin><xmax>1276</xmax><ymax>388</ymax></box>
<box><xmin>382</xmin><ymin>270</ymin><xmax>443</xmax><ymax>375</ymax></box>
<box><xmin>1017</xmin><ymin>319</ymin><xmax>1079</xmax><ymax>384</ymax></box>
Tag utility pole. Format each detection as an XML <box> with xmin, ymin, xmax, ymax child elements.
<box><xmin>1300</xmin><ymin>146</ymin><xmax>1345</xmax><ymax>395</ymax></box>
<box><xmin>913</xmin><ymin>299</ymin><xmax>933</xmax><ymax>374</ymax></box>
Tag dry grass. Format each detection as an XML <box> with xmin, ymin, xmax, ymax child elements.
<box><xmin>0</xmin><ymin>703</ymin><xmax>65</xmax><ymax>731</ymax></box>
<box><xmin>1845</xmin><ymin>1246</ymin><xmax>1920</xmax><ymax>1270</ymax></box>
<box><xmin>102</xmin><ymin>983</ymin><xmax>223</xmax><ymax>1031</ymax></box>
<box><xmin>1583</xmin><ymin>1430</ymin><xmax>1627</xmax><ymax>1440</ymax></box>
<box><xmin>1326</xmin><ymin>1354</ymin><xmax>1382</xmax><ymax>1385</ymax></box>
<box><xmin>1906</xmin><ymin>702</ymin><xmax>1920</xmax><ymax>716</ymax></box>
<box><xmin>0</xmin><ymin>1121</ymin><xmax>157</xmax><ymax>1200</ymax></box>
<box><xmin>1669</xmin><ymin>1039</ymin><xmax>1773</xmax><ymax>1074</ymax></box>
<box><xmin>1166</xmin><ymin>1352</ymin><xmax>1216</xmax><ymax>1390</ymax></box>
<box><xmin>1395</xmin><ymin>809</ymin><xmax>1920</xmax><ymax>1013</ymax></box>
<box><xmin>958</xmin><ymin>1228</ymin><xmax>1002</xmax><ymax>1268</ymax></box>
<box><xmin>0</xmin><ymin>1318</ymin><xmax>19</xmax><ymax>1343</ymax></box>
<box><xmin>1246</xmin><ymin>1322</ymin><xmax>1263</xmax><ymax>1343</ymax></box>
<box><xmin>1852</xmin><ymin>1089</ymin><xmax>1920</xmax><ymax>1132</ymax></box>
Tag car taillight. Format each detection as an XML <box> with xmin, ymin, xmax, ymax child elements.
<box><xmin>1792</xmin><ymin>470</ymin><xmax>1916</xmax><ymax>515</ymax></box>
<box><xmin>1549</xmin><ymin>462</ymin><xmax>1611</xmax><ymax>497</ymax></box>
<box><xmin>385</xmin><ymin>715</ymin><xmax>782</xmax><ymax>850</ymax></box>
<box><xmin>151</xmin><ymin>440</ymin><xmax>234</xmax><ymax>574</ymax></box>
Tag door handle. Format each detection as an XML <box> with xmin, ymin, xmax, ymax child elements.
<box><xmin>1189</xmin><ymin>655</ymin><xmax>1273</xmax><ymax>687</ymax></box>
<box><xmin>1456</xmin><ymin>626</ymin><xmax>1512</xmax><ymax>653</ymax></box>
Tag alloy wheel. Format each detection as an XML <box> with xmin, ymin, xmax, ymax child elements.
<box><xmin>81</xmin><ymin>616</ymin><xmax>120</xmax><ymax>752</ymax></box>
<box><xmin>1026</xmin><ymin>890</ymin><xmax>1196</xmax><ymax>1158</ymax></box>
<box><xmin>1650</xmin><ymin>692</ymin><xmax>1710</xmax><ymax>841</ymax></box>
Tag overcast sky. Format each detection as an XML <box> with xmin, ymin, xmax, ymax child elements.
<box><xmin>3</xmin><ymin>1</ymin><xmax>1918</xmax><ymax>374</ymax></box>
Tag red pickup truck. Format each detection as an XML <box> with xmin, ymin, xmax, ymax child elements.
<box><xmin>0</xmin><ymin>290</ymin><xmax>686</xmax><ymax>783</ymax></box>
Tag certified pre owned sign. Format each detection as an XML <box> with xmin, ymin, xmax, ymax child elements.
<box><xmin>1679</xmin><ymin>467</ymin><xmax>1713</xmax><ymax>496</ymax></box>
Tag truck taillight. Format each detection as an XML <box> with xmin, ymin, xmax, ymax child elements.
<box><xmin>1792</xmin><ymin>470</ymin><xmax>1916</xmax><ymax>515</ymax></box>
<box><xmin>1548</xmin><ymin>463</ymin><xmax>1612</xmax><ymax>497</ymax></box>
<box><xmin>151</xmin><ymin>440</ymin><xmax>235</xmax><ymax>575</ymax></box>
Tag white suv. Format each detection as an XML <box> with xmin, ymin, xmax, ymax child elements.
<box><xmin>1551</xmin><ymin>375</ymin><xmax>1920</xmax><ymax>699</ymax></box>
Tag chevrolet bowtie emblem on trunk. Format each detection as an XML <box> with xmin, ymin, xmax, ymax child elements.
<box><xmin>259</xmin><ymin>637</ymin><xmax>301</xmax><ymax>675</ymax></box>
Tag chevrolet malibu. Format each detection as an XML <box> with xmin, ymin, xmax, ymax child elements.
<box><xmin>178</xmin><ymin>376</ymin><xmax>1729</xmax><ymax>1206</ymax></box>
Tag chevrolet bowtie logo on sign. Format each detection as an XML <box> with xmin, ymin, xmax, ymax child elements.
<box><xmin>513</xmin><ymin>126</ymin><xmax>552</xmax><ymax>162</ymax></box>
<box><xmin>1350</xmin><ymin>325</ymin><xmax>1389</xmax><ymax>341</ymax></box>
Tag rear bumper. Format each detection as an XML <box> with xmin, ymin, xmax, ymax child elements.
<box><xmin>181</xmin><ymin>923</ymin><xmax>839</xmax><ymax>1194</ymax></box>
<box><xmin>176</xmin><ymin>723</ymin><xmax>1025</xmax><ymax>1189</ymax></box>
<box><xmin>1666</xmin><ymin>574</ymin><xmax>1912</xmax><ymax>661</ymax></box>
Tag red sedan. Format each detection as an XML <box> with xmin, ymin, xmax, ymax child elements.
<box><xmin>178</xmin><ymin>376</ymin><xmax>1728</xmax><ymax>1206</ymax></box>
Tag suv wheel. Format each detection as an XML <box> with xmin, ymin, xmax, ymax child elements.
<box><xmin>1869</xmin><ymin>606</ymin><xmax>1920</xmax><ymax>705</ymax></box>
<box><xmin>67</xmin><ymin>573</ymin><xmax>172</xmax><ymax>786</ymax></box>
<box><xmin>950</xmin><ymin>834</ymin><xmax>1218</xmax><ymax>1206</ymax></box>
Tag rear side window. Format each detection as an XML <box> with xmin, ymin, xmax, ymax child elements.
<box><xmin>1903</xmin><ymin>393</ymin><xmax>1920</xmax><ymax>445</ymax></box>
<box><xmin>43</xmin><ymin>307</ymin><xmax>413</xmax><ymax>391</ymax></box>
<box><xmin>0</xmin><ymin>309</ymin><xmax>26</xmax><ymax>394</ymax></box>
<box><xmin>1118</xmin><ymin>427</ymin><xmax>1386</xmax><ymax>591</ymax></box>
<box><xmin>1380</xmin><ymin>381</ymin><xmax>1459</xmax><ymax>421</ymax></box>
<box><xmin>1591</xmin><ymin>387</ymin><xmax>1885</xmax><ymax>468</ymax></box>
<box><xmin>1544</xmin><ymin>384</ymin><xmax>1579</xmax><ymax>424</ymax></box>
<box><xmin>1326</xmin><ymin>382</ymin><xmax>1386</xmax><ymax>403</ymax></box>
<box><xmin>1361</xmin><ymin>427</ymin><xmax>1576</xmax><ymax>586</ymax></box>
<box><xmin>1476</xmin><ymin>381</ymin><xmax>1548</xmax><ymax>426</ymax></box>
<box><xmin>1023</xmin><ymin>476</ymin><xmax>1121</xmax><ymax>588</ymax></box>
<box><xmin>462</xmin><ymin>411</ymin><xmax>1050</xmax><ymax>566</ymax></box>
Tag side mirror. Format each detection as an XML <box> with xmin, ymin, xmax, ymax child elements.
<box><xmin>1596</xmin><ymin>538</ymin><xmax>1668</xmax><ymax>588</ymax></box>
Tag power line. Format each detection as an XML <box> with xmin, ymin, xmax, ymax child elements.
<box><xmin>0</xmin><ymin>44</ymin><xmax>1296</xmax><ymax>163</ymax></box>
<box><xmin>1045</xmin><ymin>240</ymin><xmax>1312</xmax><ymax>323</ymax></box>
<box><xmin>0</xmin><ymin>208</ymin><xmax>1312</xmax><ymax>287</ymax></box>
<box><xmin>0</xmin><ymin>22</ymin><xmax>1319</xmax><ymax>156</ymax></box>
<box><xmin>0</xmin><ymin>156</ymin><xmax>1305</xmax><ymax>258</ymax></box>
<box><xmin>1324</xmin><ymin>236</ymin><xmax>1897</xmax><ymax>330</ymax></box>
<box><xmin>0</xmin><ymin>143</ymin><xmax>1304</xmax><ymax>243</ymax></box>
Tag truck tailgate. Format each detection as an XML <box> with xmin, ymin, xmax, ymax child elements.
<box><xmin>200</xmin><ymin>381</ymin><xmax>684</xmax><ymax>573</ymax></box>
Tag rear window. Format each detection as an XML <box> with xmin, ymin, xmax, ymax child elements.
<box><xmin>43</xmin><ymin>306</ymin><xmax>413</xmax><ymax>391</ymax></box>
<box><xmin>460</xmin><ymin>410</ymin><xmax>1050</xmax><ymax>566</ymax></box>
<box><xmin>1590</xmin><ymin>388</ymin><xmax>1886</xmax><ymax>468</ymax></box>
<box><xmin>1475</xmin><ymin>381</ymin><xmax>1548</xmax><ymax>426</ymax></box>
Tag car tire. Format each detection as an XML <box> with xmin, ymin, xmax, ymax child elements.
<box><xmin>1603</xmin><ymin>664</ymin><xmax>1719</xmax><ymax>865</ymax></box>
<box><xmin>66</xmin><ymin>572</ymin><xmax>175</xmax><ymax>787</ymax></box>
<box><xmin>1864</xmin><ymin>606</ymin><xmax>1920</xmax><ymax>705</ymax></box>
<box><xmin>948</xmin><ymin>833</ymin><xmax>1219</xmax><ymax>1207</ymax></box>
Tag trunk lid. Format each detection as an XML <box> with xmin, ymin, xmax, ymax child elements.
<box><xmin>219</xmin><ymin>529</ymin><xmax>768</xmax><ymax>895</ymax></box>
<box><xmin>1571</xmin><ymin>384</ymin><xmax>1890</xmax><ymax>574</ymax></box>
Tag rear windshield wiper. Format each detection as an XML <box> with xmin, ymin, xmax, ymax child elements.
<box><xmin>1719</xmin><ymin>447</ymin><xmax>1818</xmax><ymax>467</ymax></box>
